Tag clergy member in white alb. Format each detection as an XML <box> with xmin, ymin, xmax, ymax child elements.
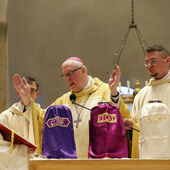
<box><xmin>0</xmin><ymin>77</ymin><xmax>41</xmax><ymax>170</ymax></box>
<box><xmin>131</xmin><ymin>44</ymin><xmax>170</xmax><ymax>158</ymax></box>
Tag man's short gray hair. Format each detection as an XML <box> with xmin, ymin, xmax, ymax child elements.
<box><xmin>146</xmin><ymin>44</ymin><xmax>170</xmax><ymax>58</ymax></box>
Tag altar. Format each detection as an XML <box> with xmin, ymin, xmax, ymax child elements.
<box><xmin>29</xmin><ymin>159</ymin><xmax>170</xmax><ymax>170</ymax></box>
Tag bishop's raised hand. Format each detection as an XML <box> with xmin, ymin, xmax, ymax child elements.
<box><xmin>108</xmin><ymin>66</ymin><xmax>121</xmax><ymax>96</ymax></box>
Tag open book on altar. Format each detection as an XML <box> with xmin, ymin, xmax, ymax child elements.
<box><xmin>0</xmin><ymin>122</ymin><xmax>37</xmax><ymax>151</ymax></box>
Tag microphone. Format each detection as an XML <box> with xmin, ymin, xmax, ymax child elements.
<box><xmin>69</xmin><ymin>93</ymin><xmax>91</xmax><ymax>111</ymax></box>
<box><xmin>70</xmin><ymin>93</ymin><xmax>76</xmax><ymax>104</ymax></box>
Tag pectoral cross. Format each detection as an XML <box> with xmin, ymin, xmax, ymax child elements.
<box><xmin>74</xmin><ymin>114</ymin><xmax>82</xmax><ymax>128</ymax></box>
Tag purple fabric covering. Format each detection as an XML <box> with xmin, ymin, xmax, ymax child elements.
<box><xmin>88</xmin><ymin>103</ymin><xmax>128</xmax><ymax>158</ymax></box>
<box><xmin>42</xmin><ymin>105</ymin><xmax>77</xmax><ymax>159</ymax></box>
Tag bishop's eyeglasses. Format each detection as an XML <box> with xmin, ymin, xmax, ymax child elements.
<box><xmin>61</xmin><ymin>67</ymin><xmax>82</xmax><ymax>78</ymax></box>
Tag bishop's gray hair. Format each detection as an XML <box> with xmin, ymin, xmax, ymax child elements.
<box><xmin>62</xmin><ymin>60</ymin><xmax>87</xmax><ymax>71</ymax></box>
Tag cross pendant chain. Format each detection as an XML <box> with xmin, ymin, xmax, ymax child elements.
<box><xmin>74</xmin><ymin>113</ymin><xmax>82</xmax><ymax>128</ymax></box>
<box><xmin>73</xmin><ymin>93</ymin><xmax>91</xmax><ymax>128</ymax></box>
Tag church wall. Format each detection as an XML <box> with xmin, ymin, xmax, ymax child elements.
<box><xmin>6</xmin><ymin>0</ymin><xmax>170</xmax><ymax>108</ymax></box>
<box><xmin>0</xmin><ymin>0</ymin><xmax>8</xmax><ymax>112</ymax></box>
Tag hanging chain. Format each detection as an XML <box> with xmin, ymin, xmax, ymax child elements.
<box><xmin>135</xmin><ymin>27</ymin><xmax>148</xmax><ymax>55</ymax></box>
<box><xmin>113</xmin><ymin>0</ymin><xmax>148</xmax><ymax>67</ymax></box>
<box><xmin>114</xmin><ymin>28</ymin><xmax>130</xmax><ymax>66</ymax></box>
<box><xmin>130</xmin><ymin>0</ymin><xmax>136</xmax><ymax>27</ymax></box>
<box><xmin>100</xmin><ymin>28</ymin><xmax>130</xmax><ymax>80</ymax></box>
<box><xmin>100</xmin><ymin>0</ymin><xmax>148</xmax><ymax>81</ymax></box>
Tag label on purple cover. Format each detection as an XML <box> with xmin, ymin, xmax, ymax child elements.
<box><xmin>98</xmin><ymin>112</ymin><xmax>117</xmax><ymax>123</ymax></box>
<box><xmin>46</xmin><ymin>116</ymin><xmax>70</xmax><ymax>128</ymax></box>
